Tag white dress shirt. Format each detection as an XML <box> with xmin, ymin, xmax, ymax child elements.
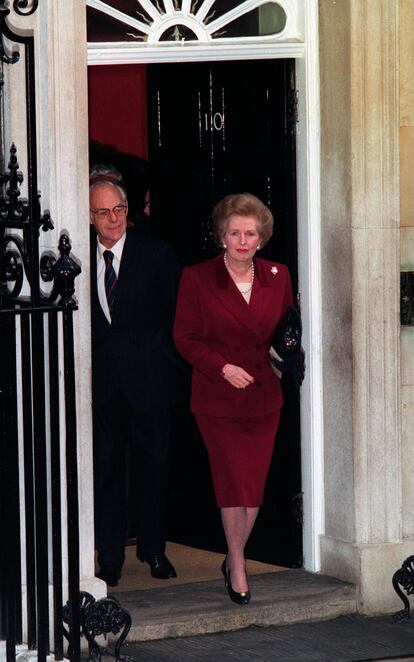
<box><xmin>97</xmin><ymin>233</ymin><xmax>126</xmax><ymax>323</ymax></box>
<box><xmin>236</xmin><ymin>282</ymin><xmax>253</xmax><ymax>304</ymax></box>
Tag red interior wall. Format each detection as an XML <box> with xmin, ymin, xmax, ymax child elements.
<box><xmin>88</xmin><ymin>64</ymin><xmax>148</xmax><ymax>160</ymax></box>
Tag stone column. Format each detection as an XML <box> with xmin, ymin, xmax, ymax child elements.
<box><xmin>400</xmin><ymin>0</ymin><xmax>414</xmax><ymax>556</ymax></box>
<box><xmin>36</xmin><ymin>0</ymin><xmax>104</xmax><ymax>599</ymax></box>
<box><xmin>319</xmin><ymin>0</ymin><xmax>409</xmax><ymax>614</ymax></box>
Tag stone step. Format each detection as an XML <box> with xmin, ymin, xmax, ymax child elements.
<box><xmin>110</xmin><ymin>569</ymin><xmax>356</xmax><ymax>643</ymax></box>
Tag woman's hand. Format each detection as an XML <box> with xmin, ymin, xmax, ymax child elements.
<box><xmin>221</xmin><ymin>364</ymin><xmax>254</xmax><ymax>390</ymax></box>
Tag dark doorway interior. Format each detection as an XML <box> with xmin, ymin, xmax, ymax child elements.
<box><xmin>147</xmin><ymin>59</ymin><xmax>302</xmax><ymax>568</ymax></box>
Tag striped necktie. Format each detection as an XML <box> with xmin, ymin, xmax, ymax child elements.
<box><xmin>103</xmin><ymin>250</ymin><xmax>117</xmax><ymax>317</ymax></box>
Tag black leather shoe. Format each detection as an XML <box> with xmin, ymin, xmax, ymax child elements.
<box><xmin>96</xmin><ymin>564</ymin><xmax>122</xmax><ymax>587</ymax></box>
<box><xmin>137</xmin><ymin>552</ymin><xmax>177</xmax><ymax>579</ymax></box>
<box><xmin>221</xmin><ymin>559</ymin><xmax>250</xmax><ymax>605</ymax></box>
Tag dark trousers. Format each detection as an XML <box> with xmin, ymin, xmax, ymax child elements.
<box><xmin>93</xmin><ymin>392</ymin><xmax>171</xmax><ymax>568</ymax></box>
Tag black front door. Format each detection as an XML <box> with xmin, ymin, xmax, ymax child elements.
<box><xmin>148</xmin><ymin>59</ymin><xmax>302</xmax><ymax>567</ymax></box>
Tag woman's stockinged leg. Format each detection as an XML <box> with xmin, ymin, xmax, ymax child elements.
<box><xmin>221</xmin><ymin>506</ymin><xmax>260</xmax><ymax>593</ymax></box>
<box><xmin>244</xmin><ymin>506</ymin><xmax>259</xmax><ymax>546</ymax></box>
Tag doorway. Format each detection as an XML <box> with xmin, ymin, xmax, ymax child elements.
<box><xmin>147</xmin><ymin>59</ymin><xmax>301</xmax><ymax>567</ymax></box>
<box><xmin>88</xmin><ymin>57</ymin><xmax>302</xmax><ymax>570</ymax></box>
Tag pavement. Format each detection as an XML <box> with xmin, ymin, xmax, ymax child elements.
<box><xmin>98</xmin><ymin>613</ymin><xmax>414</xmax><ymax>662</ymax></box>
<box><xmin>94</xmin><ymin>569</ymin><xmax>414</xmax><ymax>661</ymax></box>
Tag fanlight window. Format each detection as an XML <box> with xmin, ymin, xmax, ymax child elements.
<box><xmin>87</xmin><ymin>0</ymin><xmax>294</xmax><ymax>45</ymax></box>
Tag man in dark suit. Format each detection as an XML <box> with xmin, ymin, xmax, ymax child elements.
<box><xmin>90</xmin><ymin>179</ymin><xmax>181</xmax><ymax>587</ymax></box>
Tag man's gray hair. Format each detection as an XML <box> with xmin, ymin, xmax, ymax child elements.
<box><xmin>89</xmin><ymin>179</ymin><xmax>128</xmax><ymax>203</ymax></box>
<box><xmin>89</xmin><ymin>162</ymin><xmax>125</xmax><ymax>187</ymax></box>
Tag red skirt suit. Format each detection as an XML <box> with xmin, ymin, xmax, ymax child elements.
<box><xmin>173</xmin><ymin>253</ymin><xmax>293</xmax><ymax>507</ymax></box>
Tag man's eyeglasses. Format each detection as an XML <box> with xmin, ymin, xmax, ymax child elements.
<box><xmin>91</xmin><ymin>204</ymin><xmax>127</xmax><ymax>221</ymax></box>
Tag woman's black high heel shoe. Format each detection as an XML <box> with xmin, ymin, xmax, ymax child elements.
<box><xmin>221</xmin><ymin>559</ymin><xmax>251</xmax><ymax>605</ymax></box>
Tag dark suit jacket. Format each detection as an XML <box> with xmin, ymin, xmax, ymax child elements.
<box><xmin>91</xmin><ymin>230</ymin><xmax>182</xmax><ymax>413</ymax></box>
<box><xmin>173</xmin><ymin>253</ymin><xmax>293</xmax><ymax>418</ymax></box>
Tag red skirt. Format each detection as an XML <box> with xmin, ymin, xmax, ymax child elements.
<box><xmin>195</xmin><ymin>410</ymin><xmax>281</xmax><ymax>508</ymax></box>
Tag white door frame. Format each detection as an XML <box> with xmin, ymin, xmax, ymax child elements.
<box><xmin>86</xmin><ymin>0</ymin><xmax>323</xmax><ymax>572</ymax></box>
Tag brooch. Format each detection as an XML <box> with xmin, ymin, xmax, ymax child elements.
<box><xmin>271</xmin><ymin>266</ymin><xmax>278</xmax><ymax>275</ymax></box>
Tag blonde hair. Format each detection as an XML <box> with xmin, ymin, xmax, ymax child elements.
<box><xmin>213</xmin><ymin>193</ymin><xmax>273</xmax><ymax>247</ymax></box>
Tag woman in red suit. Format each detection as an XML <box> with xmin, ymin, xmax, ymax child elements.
<box><xmin>173</xmin><ymin>193</ymin><xmax>293</xmax><ymax>605</ymax></box>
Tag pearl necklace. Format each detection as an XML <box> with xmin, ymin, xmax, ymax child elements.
<box><xmin>224</xmin><ymin>252</ymin><xmax>255</xmax><ymax>294</ymax></box>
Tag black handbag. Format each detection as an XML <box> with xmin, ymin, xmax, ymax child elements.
<box><xmin>271</xmin><ymin>305</ymin><xmax>302</xmax><ymax>356</ymax></box>
<box><xmin>269</xmin><ymin>306</ymin><xmax>305</xmax><ymax>388</ymax></box>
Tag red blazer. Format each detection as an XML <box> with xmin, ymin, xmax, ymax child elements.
<box><xmin>173</xmin><ymin>253</ymin><xmax>293</xmax><ymax>418</ymax></box>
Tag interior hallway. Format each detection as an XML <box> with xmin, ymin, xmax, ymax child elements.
<box><xmin>104</xmin><ymin>541</ymin><xmax>286</xmax><ymax>593</ymax></box>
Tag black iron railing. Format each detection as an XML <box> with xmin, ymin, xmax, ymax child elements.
<box><xmin>0</xmin><ymin>4</ymin><xmax>133</xmax><ymax>660</ymax></box>
<box><xmin>0</xmin><ymin>205</ymin><xmax>83</xmax><ymax>662</ymax></box>
<box><xmin>0</xmin><ymin>2</ymin><xmax>82</xmax><ymax>660</ymax></box>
